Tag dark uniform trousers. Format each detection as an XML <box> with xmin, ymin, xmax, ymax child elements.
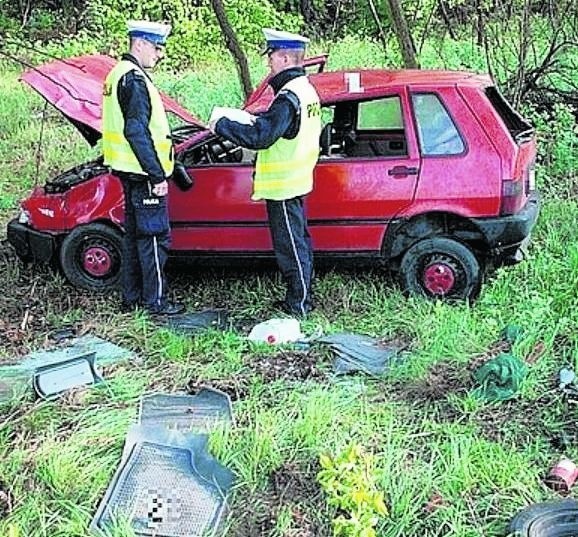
<box><xmin>266</xmin><ymin>196</ymin><xmax>314</xmax><ymax>315</ymax></box>
<box><xmin>120</xmin><ymin>176</ymin><xmax>170</xmax><ymax>310</ymax></box>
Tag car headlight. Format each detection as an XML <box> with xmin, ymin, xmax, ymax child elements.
<box><xmin>18</xmin><ymin>209</ymin><xmax>30</xmax><ymax>224</ymax></box>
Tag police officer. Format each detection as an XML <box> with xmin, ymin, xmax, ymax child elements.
<box><xmin>102</xmin><ymin>20</ymin><xmax>184</xmax><ymax>315</ymax></box>
<box><xmin>210</xmin><ymin>28</ymin><xmax>321</xmax><ymax>316</ymax></box>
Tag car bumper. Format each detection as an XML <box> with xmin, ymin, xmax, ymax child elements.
<box><xmin>474</xmin><ymin>192</ymin><xmax>541</xmax><ymax>264</ymax></box>
<box><xmin>7</xmin><ymin>219</ymin><xmax>56</xmax><ymax>263</ymax></box>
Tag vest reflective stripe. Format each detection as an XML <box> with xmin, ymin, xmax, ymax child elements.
<box><xmin>102</xmin><ymin>60</ymin><xmax>173</xmax><ymax>176</ymax></box>
<box><xmin>253</xmin><ymin>76</ymin><xmax>321</xmax><ymax>201</ymax></box>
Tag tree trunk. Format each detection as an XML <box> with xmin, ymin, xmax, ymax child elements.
<box><xmin>385</xmin><ymin>0</ymin><xmax>419</xmax><ymax>68</ymax></box>
<box><xmin>210</xmin><ymin>0</ymin><xmax>253</xmax><ymax>100</ymax></box>
<box><xmin>367</xmin><ymin>0</ymin><xmax>389</xmax><ymax>62</ymax></box>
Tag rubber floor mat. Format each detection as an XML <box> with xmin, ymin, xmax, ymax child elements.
<box><xmin>317</xmin><ymin>333</ymin><xmax>401</xmax><ymax>375</ymax></box>
<box><xmin>139</xmin><ymin>388</ymin><xmax>233</xmax><ymax>431</ymax></box>
<box><xmin>508</xmin><ymin>500</ymin><xmax>578</xmax><ymax>536</ymax></box>
<box><xmin>158</xmin><ymin>310</ymin><xmax>228</xmax><ymax>335</ymax></box>
<box><xmin>92</xmin><ymin>441</ymin><xmax>234</xmax><ymax>537</ymax></box>
<box><xmin>32</xmin><ymin>352</ymin><xmax>102</xmax><ymax>399</ymax></box>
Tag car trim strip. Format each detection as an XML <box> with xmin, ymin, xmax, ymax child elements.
<box><xmin>170</xmin><ymin>218</ymin><xmax>396</xmax><ymax>228</ymax></box>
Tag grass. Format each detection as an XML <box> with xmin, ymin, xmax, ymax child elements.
<box><xmin>0</xmin><ymin>35</ymin><xmax>577</xmax><ymax>537</ymax></box>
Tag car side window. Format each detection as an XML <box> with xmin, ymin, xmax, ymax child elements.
<box><xmin>412</xmin><ymin>93</ymin><xmax>465</xmax><ymax>156</ymax></box>
<box><xmin>321</xmin><ymin>96</ymin><xmax>408</xmax><ymax>159</ymax></box>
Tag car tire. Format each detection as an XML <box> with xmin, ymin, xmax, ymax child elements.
<box><xmin>399</xmin><ymin>237</ymin><xmax>481</xmax><ymax>300</ymax></box>
<box><xmin>59</xmin><ymin>223</ymin><xmax>123</xmax><ymax>292</ymax></box>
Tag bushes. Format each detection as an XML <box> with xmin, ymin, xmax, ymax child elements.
<box><xmin>83</xmin><ymin>0</ymin><xmax>301</xmax><ymax>67</ymax></box>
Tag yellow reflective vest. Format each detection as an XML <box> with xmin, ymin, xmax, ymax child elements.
<box><xmin>253</xmin><ymin>76</ymin><xmax>321</xmax><ymax>201</ymax></box>
<box><xmin>102</xmin><ymin>60</ymin><xmax>173</xmax><ymax>177</ymax></box>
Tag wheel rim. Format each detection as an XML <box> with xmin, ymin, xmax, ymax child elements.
<box><xmin>422</xmin><ymin>257</ymin><xmax>459</xmax><ymax>296</ymax></box>
<box><xmin>81</xmin><ymin>244</ymin><xmax>115</xmax><ymax>278</ymax></box>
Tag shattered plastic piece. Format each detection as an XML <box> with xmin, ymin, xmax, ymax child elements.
<box><xmin>317</xmin><ymin>333</ymin><xmax>401</xmax><ymax>376</ymax></box>
<box><xmin>559</xmin><ymin>368</ymin><xmax>576</xmax><ymax>390</ymax></box>
<box><xmin>158</xmin><ymin>310</ymin><xmax>228</xmax><ymax>335</ymax></box>
<box><xmin>507</xmin><ymin>499</ymin><xmax>578</xmax><ymax>536</ymax></box>
<box><xmin>91</xmin><ymin>441</ymin><xmax>233</xmax><ymax>537</ymax></box>
<box><xmin>545</xmin><ymin>458</ymin><xmax>578</xmax><ymax>493</ymax></box>
<box><xmin>248</xmin><ymin>318</ymin><xmax>303</xmax><ymax>345</ymax></box>
<box><xmin>32</xmin><ymin>352</ymin><xmax>102</xmax><ymax>399</ymax></box>
<box><xmin>139</xmin><ymin>389</ymin><xmax>233</xmax><ymax>431</ymax></box>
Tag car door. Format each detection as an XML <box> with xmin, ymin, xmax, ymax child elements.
<box><xmin>309</xmin><ymin>88</ymin><xmax>421</xmax><ymax>253</ymax></box>
<box><xmin>168</xmin><ymin>137</ymin><xmax>271</xmax><ymax>253</ymax></box>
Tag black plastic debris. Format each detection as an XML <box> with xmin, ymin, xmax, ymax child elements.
<box><xmin>139</xmin><ymin>389</ymin><xmax>233</xmax><ymax>431</ymax></box>
<box><xmin>317</xmin><ymin>333</ymin><xmax>401</xmax><ymax>376</ymax></box>
<box><xmin>91</xmin><ymin>440</ymin><xmax>233</xmax><ymax>537</ymax></box>
<box><xmin>157</xmin><ymin>310</ymin><xmax>228</xmax><ymax>335</ymax></box>
<box><xmin>48</xmin><ymin>326</ymin><xmax>76</xmax><ymax>343</ymax></box>
<box><xmin>507</xmin><ymin>499</ymin><xmax>578</xmax><ymax>536</ymax></box>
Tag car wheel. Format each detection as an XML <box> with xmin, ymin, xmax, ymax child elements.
<box><xmin>399</xmin><ymin>237</ymin><xmax>481</xmax><ymax>300</ymax></box>
<box><xmin>59</xmin><ymin>223</ymin><xmax>123</xmax><ymax>292</ymax></box>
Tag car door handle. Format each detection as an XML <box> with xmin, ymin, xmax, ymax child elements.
<box><xmin>388</xmin><ymin>166</ymin><xmax>419</xmax><ymax>177</ymax></box>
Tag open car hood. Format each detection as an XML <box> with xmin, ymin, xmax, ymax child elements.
<box><xmin>20</xmin><ymin>55</ymin><xmax>204</xmax><ymax>146</ymax></box>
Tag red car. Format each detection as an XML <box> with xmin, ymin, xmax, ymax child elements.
<box><xmin>8</xmin><ymin>54</ymin><xmax>539</xmax><ymax>300</ymax></box>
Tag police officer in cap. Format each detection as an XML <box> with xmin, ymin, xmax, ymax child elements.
<box><xmin>102</xmin><ymin>20</ymin><xmax>184</xmax><ymax>315</ymax></box>
<box><xmin>210</xmin><ymin>28</ymin><xmax>321</xmax><ymax>316</ymax></box>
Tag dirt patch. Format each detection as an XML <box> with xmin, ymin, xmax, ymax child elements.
<box><xmin>249</xmin><ymin>349</ymin><xmax>328</xmax><ymax>383</ymax></box>
<box><xmin>390</xmin><ymin>360</ymin><xmax>473</xmax><ymax>405</ymax></box>
<box><xmin>188</xmin><ymin>377</ymin><xmax>252</xmax><ymax>402</ymax></box>
<box><xmin>229</xmin><ymin>461</ymin><xmax>330</xmax><ymax>537</ymax></box>
<box><xmin>0</xmin><ymin>482</ymin><xmax>12</xmax><ymax>519</ymax></box>
<box><xmin>188</xmin><ymin>349</ymin><xmax>328</xmax><ymax>402</ymax></box>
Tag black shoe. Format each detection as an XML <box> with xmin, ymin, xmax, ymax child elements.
<box><xmin>120</xmin><ymin>301</ymin><xmax>140</xmax><ymax>313</ymax></box>
<box><xmin>146</xmin><ymin>302</ymin><xmax>186</xmax><ymax>316</ymax></box>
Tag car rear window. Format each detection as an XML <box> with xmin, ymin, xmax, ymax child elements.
<box><xmin>485</xmin><ymin>87</ymin><xmax>534</xmax><ymax>143</ymax></box>
<box><xmin>412</xmin><ymin>93</ymin><xmax>465</xmax><ymax>156</ymax></box>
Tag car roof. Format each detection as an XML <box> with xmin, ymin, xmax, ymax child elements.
<box><xmin>245</xmin><ymin>68</ymin><xmax>493</xmax><ymax>111</ymax></box>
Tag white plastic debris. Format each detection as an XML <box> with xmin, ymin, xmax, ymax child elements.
<box><xmin>247</xmin><ymin>318</ymin><xmax>303</xmax><ymax>345</ymax></box>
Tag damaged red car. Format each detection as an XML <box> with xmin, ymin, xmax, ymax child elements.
<box><xmin>7</xmin><ymin>54</ymin><xmax>539</xmax><ymax>300</ymax></box>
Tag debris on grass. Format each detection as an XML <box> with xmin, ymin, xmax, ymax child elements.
<box><xmin>157</xmin><ymin>309</ymin><xmax>229</xmax><ymax>335</ymax></box>
<box><xmin>544</xmin><ymin>457</ymin><xmax>578</xmax><ymax>493</ymax></box>
<box><xmin>317</xmin><ymin>332</ymin><xmax>403</xmax><ymax>376</ymax></box>
<box><xmin>0</xmin><ymin>335</ymin><xmax>134</xmax><ymax>403</ymax></box>
<box><xmin>248</xmin><ymin>318</ymin><xmax>304</xmax><ymax>345</ymax></box>
<box><xmin>471</xmin><ymin>353</ymin><xmax>527</xmax><ymax>402</ymax></box>
<box><xmin>93</xmin><ymin>390</ymin><xmax>235</xmax><ymax>536</ymax></box>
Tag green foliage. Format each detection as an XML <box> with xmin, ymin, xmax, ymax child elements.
<box><xmin>83</xmin><ymin>0</ymin><xmax>301</xmax><ymax>67</ymax></box>
<box><xmin>524</xmin><ymin>103</ymin><xmax>577</xmax><ymax>198</ymax></box>
<box><xmin>318</xmin><ymin>444</ymin><xmax>389</xmax><ymax>537</ymax></box>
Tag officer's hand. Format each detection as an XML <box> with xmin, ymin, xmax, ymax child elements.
<box><xmin>152</xmin><ymin>180</ymin><xmax>168</xmax><ymax>197</ymax></box>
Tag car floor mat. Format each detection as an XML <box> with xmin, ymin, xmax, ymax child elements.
<box><xmin>158</xmin><ymin>310</ymin><xmax>228</xmax><ymax>335</ymax></box>
<box><xmin>32</xmin><ymin>352</ymin><xmax>102</xmax><ymax>399</ymax></box>
<box><xmin>139</xmin><ymin>388</ymin><xmax>233</xmax><ymax>431</ymax></box>
<box><xmin>91</xmin><ymin>441</ymin><xmax>234</xmax><ymax>537</ymax></box>
<box><xmin>317</xmin><ymin>333</ymin><xmax>401</xmax><ymax>376</ymax></box>
<box><xmin>0</xmin><ymin>335</ymin><xmax>134</xmax><ymax>403</ymax></box>
<box><xmin>508</xmin><ymin>499</ymin><xmax>578</xmax><ymax>536</ymax></box>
